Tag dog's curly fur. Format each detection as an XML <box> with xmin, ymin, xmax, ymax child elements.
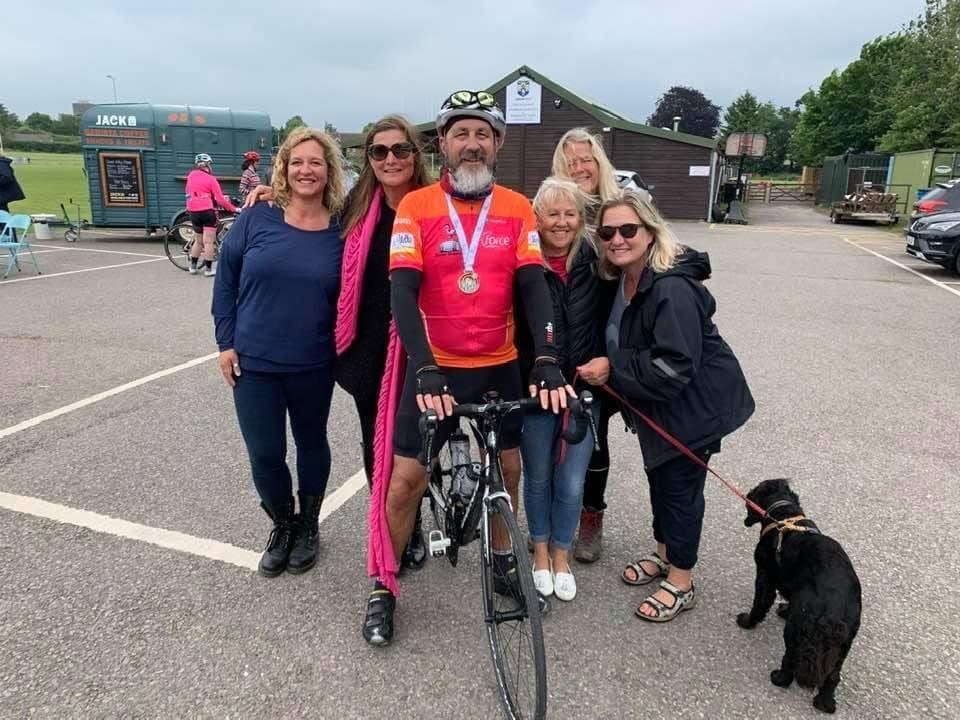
<box><xmin>737</xmin><ymin>479</ymin><xmax>862</xmax><ymax>714</ymax></box>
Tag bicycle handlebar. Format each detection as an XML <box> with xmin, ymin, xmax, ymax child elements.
<box><xmin>418</xmin><ymin>391</ymin><xmax>596</xmax><ymax>451</ymax></box>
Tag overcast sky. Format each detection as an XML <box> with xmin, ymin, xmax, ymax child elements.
<box><xmin>8</xmin><ymin>1</ymin><xmax>922</xmax><ymax>131</ymax></box>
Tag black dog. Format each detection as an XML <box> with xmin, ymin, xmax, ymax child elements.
<box><xmin>737</xmin><ymin>479</ymin><xmax>862</xmax><ymax>714</ymax></box>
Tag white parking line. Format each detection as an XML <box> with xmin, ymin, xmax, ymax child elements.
<box><xmin>0</xmin><ymin>257</ymin><xmax>166</xmax><ymax>284</ymax></box>
<box><xmin>0</xmin><ymin>469</ymin><xmax>367</xmax><ymax>572</ymax></box>
<box><xmin>0</xmin><ymin>352</ymin><xmax>219</xmax><ymax>440</ymax></box>
<box><xmin>29</xmin><ymin>244</ymin><xmax>162</xmax><ymax>258</ymax></box>
<box><xmin>842</xmin><ymin>237</ymin><xmax>960</xmax><ymax>299</ymax></box>
<box><xmin>18</xmin><ymin>248</ymin><xmax>72</xmax><ymax>255</ymax></box>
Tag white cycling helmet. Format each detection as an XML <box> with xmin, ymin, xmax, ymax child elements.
<box><xmin>194</xmin><ymin>152</ymin><xmax>213</xmax><ymax>167</ymax></box>
<box><xmin>436</xmin><ymin>90</ymin><xmax>506</xmax><ymax>138</ymax></box>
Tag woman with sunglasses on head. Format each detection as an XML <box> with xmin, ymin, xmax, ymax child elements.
<box><xmin>515</xmin><ymin>177</ymin><xmax>603</xmax><ymax>603</ymax></box>
<box><xmin>577</xmin><ymin>190</ymin><xmax>754</xmax><ymax>622</ymax></box>
<box><xmin>243</xmin><ymin>115</ymin><xmax>433</xmax><ymax>569</ymax></box>
<box><xmin>549</xmin><ymin>127</ymin><xmax>627</xmax><ymax>564</ymax></box>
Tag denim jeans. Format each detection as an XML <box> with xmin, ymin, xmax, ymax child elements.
<box><xmin>521</xmin><ymin>408</ymin><xmax>595</xmax><ymax>550</ymax></box>
<box><xmin>232</xmin><ymin>367</ymin><xmax>335</xmax><ymax>508</ymax></box>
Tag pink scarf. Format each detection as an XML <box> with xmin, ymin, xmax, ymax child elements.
<box><xmin>335</xmin><ymin>187</ymin><xmax>382</xmax><ymax>356</ymax></box>
<box><xmin>367</xmin><ymin>323</ymin><xmax>406</xmax><ymax>595</ymax></box>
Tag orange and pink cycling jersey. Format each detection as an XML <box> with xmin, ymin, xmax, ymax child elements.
<box><xmin>185</xmin><ymin>169</ymin><xmax>237</xmax><ymax>214</ymax></box>
<box><xmin>389</xmin><ymin>183</ymin><xmax>543</xmax><ymax>368</ymax></box>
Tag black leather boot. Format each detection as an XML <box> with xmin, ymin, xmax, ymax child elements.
<box><xmin>288</xmin><ymin>493</ymin><xmax>323</xmax><ymax>574</ymax></box>
<box><xmin>258</xmin><ymin>498</ymin><xmax>296</xmax><ymax>577</ymax></box>
<box><xmin>401</xmin><ymin>502</ymin><xmax>427</xmax><ymax>571</ymax></box>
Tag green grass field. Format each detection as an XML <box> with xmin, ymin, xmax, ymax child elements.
<box><xmin>5</xmin><ymin>152</ymin><xmax>89</xmax><ymax>219</ymax></box>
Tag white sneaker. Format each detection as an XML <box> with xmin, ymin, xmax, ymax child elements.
<box><xmin>203</xmin><ymin>265</ymin><xmax>216</xmax><ymax>277</ymax></box>
<box><xmin>188</xmin><ymin>264</ymin><xmax>198</xmax><ymax>275</ymax></box>
<box><xmin>532</xmin><ymin>567</ymin><xmax>554</xmax><ymax>597</ymax></box>
<box><xmin>553</xmin><ymin>569</ymin><xmax>577</xmax><ymax>601</ymax></box>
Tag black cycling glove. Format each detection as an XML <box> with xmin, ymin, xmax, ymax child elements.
<box><xmin>416</xmin><ymin>365</ymin><xmax>450</xmax><ymax>397</ymax></box>
<box><xmin>528</xmin><ymin>357</ymin><xmax>567</xmax><ymax>392</ymax></box>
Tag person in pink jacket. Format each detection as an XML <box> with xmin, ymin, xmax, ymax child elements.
<box><xmin>185</xmin><ymin>153</ymin><xmax>239</xmax><ymax>277</ymax></box>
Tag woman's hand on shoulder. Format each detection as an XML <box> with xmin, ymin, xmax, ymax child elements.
<box><xmin>576</xmin><ymin>357</ymin><xmax>610</xmax><ymax>386</ymax></box>
<box><xmin>242</xmin><ymin>185</ymin><xmax>274</xmax><ymax>209</ymax></box>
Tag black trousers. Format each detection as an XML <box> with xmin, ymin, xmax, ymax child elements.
<box><xmin>232</xmin><ymin>367</ymin><xmax>335</xmax><ymax>508</ymax></box>
<box><xmin>645</xmin><ymin>450</ymin><xmax>711</xmax><ymax>571</ymax></box>
<box><xmin>352</xmin><ymin>387</ymin><xmax>378</xmax><ymax>488</ymax></box>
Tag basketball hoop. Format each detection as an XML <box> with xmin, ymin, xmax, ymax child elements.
<box><xmin>725</xmin><ymin>132</ymin><xmax>767</xmax><ymax>157</ymax></box>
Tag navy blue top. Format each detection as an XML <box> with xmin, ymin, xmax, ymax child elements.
<box><xmin>212</xmin><ymin>203</ymin><xmax>343</xmax><ymax>373</ymax></box>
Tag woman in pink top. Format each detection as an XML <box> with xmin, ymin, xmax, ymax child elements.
<box><xmin>185</xmin><ymin>153</ymin><xmax>239</xmax><ymax>277</ymax></box>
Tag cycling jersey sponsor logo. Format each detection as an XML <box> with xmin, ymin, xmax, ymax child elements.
<box><xmin>438</xmin><ymin>239</ymin><xmax>462</xmax><ymax>254</ymax></box>
<box><xmin>481</xmin><ymin>235</ymin><xmax>513</xmax><ymax>248</ymax></box>
<box><xmin>527</xmin><ymin>231</ymin><xmax>541</xmax><ymax>248</ymax></box>
<box><xmin>391</xmin><ymin>232</ymin><xmax>416</xmax><ymax>251</ymax></box>
<box><xmin>394</xmin><ymin>217</ymin><xmax>413</xmax><ymax>226</ymax></box>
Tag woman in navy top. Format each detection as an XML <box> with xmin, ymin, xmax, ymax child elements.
<box><xmin>212</xmin><ymin>127</ymin><xmax>345</xmax><ymax>578</ymax></box>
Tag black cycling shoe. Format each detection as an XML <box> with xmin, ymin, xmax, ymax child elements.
<box><xmin>491</xmin><ymin>554</ymin><xmax>551</xmax><ymax>616</ymax></box>
<box><xmin>362</xmin><ymin>584</ymin><xmax>396</xmax><ymax>647</ymax></box>
<box><xmin>401</xmin><ymin>505</ymin><xmax>427</xmax><ymax>571</ymax></box>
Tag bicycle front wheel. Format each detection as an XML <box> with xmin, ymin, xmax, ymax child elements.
<box><xmin>481</xmin><ymin>493</ymin><xmax>547</xmax><ymax>719</ymax></box>
<box><xmin>164</xmin><ymin>222</ymin><xmax>196</xmax><ymax>271</ymax></box>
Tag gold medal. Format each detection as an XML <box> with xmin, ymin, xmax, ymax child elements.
<box><xmin>458</xmin><ymin>271</ymin><xmax>480</xmax><ymax>294</ymax></box>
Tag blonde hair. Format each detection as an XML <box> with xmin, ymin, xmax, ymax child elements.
<box><xmin>551</xmin><ymin>127</ymin><xmax>620</xmax><ymax>204</ymax></box>
<box><xmin>271</xmin><ymin>127</ymin><xmax>346</xmax><ymax>214</ymax></box>
<box><xmin>532</xmin><ymin>176</ymin><xmax>591</xmax><ymax>273</ymax></box>
<box><xmin>596</xmin><ymin>190</ymin><xmax>682</xmax><ymax>279</ymax></box>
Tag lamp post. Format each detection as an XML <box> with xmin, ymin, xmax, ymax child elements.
<box><xmin>106</xmin><ymin>75</ymin><xmax>118</xmax><ymax>103</ymax></box>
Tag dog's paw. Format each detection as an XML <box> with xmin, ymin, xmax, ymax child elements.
<box><xmin>770</xmin><ymin>669</ymin><xmax>793</xmax><ymax>687</ymax></box>
<box><xmin>736</xmin><ymin>613</ymin><xmax>756</xmax><ymax>629</ymax></box>
<box><xmin>813</xmin><ymin>693</ymin><xmax>837</xmax><ymax>714</ymax></box>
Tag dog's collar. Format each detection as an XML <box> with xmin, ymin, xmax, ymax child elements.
<box><xmin>761</xmin><ymin>515</ymin><xmax>821</xmax><ymax>566</ymax></box>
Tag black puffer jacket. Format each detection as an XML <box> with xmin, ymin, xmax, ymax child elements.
<box><xmin>516</xmin><ymin>241</ymin><xmax>604</xmax><ymax>384</ymax></box>
<box><xmin>608</xmin><ymin>249</ymin><xmax>755</xmax><ymax>470</ymax></box>
<box><xmin>0</xmin><ymin>157</ymin><xmax>26</xmax><ymax>209</ymax></box>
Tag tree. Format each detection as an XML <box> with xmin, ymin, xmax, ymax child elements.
<box><xmin>284</xmin><ymin>115</ymin><xmax>306</xmax><ymax>133</ymax></box>
<box><xmin>51</xmin><ymin>113</ymin><xmax>80</xmax><ymax>136</ymax></box>
<box><xmin>722</xmin><ymin>91</ymin><xmax>777</xmax><ymax>136</ymax></box>
<box><xmin>0</xmin><ymin>104</ymin><xmax>18</xmax><ymax>130</ymax></box>
<box><xmin>646</xmin><ymin>86</ymin><xmax>720</xmax><ymax>138</ymax></box>
<box><xmin>25</xmin><ymin>112</ymin><xmax>55</xmax><ymax>132</ymax></box>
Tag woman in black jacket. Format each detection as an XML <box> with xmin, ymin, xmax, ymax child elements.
<box><xmin>578</xmin><ymin>190</ymin><xmax>754</xmax><ymax>622</ymax></box>
<box><xmin>515</xmin><ymin>177</ymin><xmax>604</xmax><ymax>603</ymax></box>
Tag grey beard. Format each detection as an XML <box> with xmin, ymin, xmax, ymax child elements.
<box><xmin>450</xmin><ymin>163</ymin><xmax>495</xmax><ymax>194</ymax></box>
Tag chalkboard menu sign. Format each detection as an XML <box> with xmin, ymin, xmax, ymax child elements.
<box><xmin>99</xmin><ymin>152</ymin><xmax>145</xmax><ymax>208</ymax></box>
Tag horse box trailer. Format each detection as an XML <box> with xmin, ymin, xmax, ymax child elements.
<box><xmin>80</xmin><ymin>103</ymin><xmax>272</xmax><ymax>232</ymax></box>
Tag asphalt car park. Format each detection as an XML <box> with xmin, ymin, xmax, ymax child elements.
<box><xmin>1</xmin><ymin>212</ymin><xmax>958</xmax><ymax>719</ymax></box>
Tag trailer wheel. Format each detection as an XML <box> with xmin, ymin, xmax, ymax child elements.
<box><xmin>830</xmin><ymin>211</ymin><xmax>839</xmax><ymax>224</ymax></box>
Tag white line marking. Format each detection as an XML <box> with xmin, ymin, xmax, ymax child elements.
<box><xmin>17</xmin><ymin>248</ymin><xmax>72</xmax><ymax>255</ymax></box>
<box><xmin>0</xmin><ymin>491</ymin><xmax>261</xmax><ymax>571</ymax></box>
<box><xmin>0</xmin><ymin>257</ymin><xmax>166</xmax><ymax>284</ymax></box>
<box><xmin>842</xmin><ymin>237</ymin><xmax>960</xmax><ymax>299</ymax></box>
<box><xmin>0</xmin><ymin>352</ymin><xmax>219</xmax><ymax>440</ymax></box>
<box><xmin>29</xmin><ymin>243</ymin><xmax>162</xmax><ymax>258</ymax></box>
<box><xmin>0</xmin><ymin>469</ymin><xmax>367</xmax><ymax>572</ymax></box>
<box><xmin>319</xmin><ymin>469</ymin><xmax>367</xmax><ymax>522</ymax></box>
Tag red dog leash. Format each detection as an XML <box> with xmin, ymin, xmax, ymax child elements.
<box><xmin>567</xmin><ymin>371</ymin><xmax>770</xmax><ymax>521</ymax></box>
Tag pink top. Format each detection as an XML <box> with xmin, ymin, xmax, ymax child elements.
<box><xmin>185</xmin><ymin>169</ymin><xmax>237</xmax><ymax>213</ymax></box>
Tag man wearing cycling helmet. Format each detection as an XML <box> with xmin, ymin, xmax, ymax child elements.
<box><xmin>363</xmin><ymin>90</ymin><xmax>573</xmax><ymax>646</ymax></box>
<box><xmin>185</xmin><ymin>153</ymin><xmax>239</xmax><ymax>276</ymax></box>
<box><xmin>239</xmin><ymin>151</ymin><xmax>263</xmax><ymax>201</ymax></box>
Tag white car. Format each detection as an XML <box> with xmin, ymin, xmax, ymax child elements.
<box><xmin>614</xmin><ymin>170</ymin><xmax>653</xmax><ymax>202</ymax></box>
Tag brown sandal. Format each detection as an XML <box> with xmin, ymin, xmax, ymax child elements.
<box><xmin>621</xmin><ymin>552</ymin><xmax>670</xmax><ymax>586</ymax></box>
<box><xmin>635</xmin><ymin>580</ymin><xmax>696</xmax><ymax>623</ymax></box>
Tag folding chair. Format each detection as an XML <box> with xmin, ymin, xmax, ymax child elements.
<box><xmin>1</xmin><ymin>213</ymin><xmax>42</xmax><ymax>279</ymax></box>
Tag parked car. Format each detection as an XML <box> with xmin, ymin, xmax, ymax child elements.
<box><xmin>913</xmin><ymin>179</ymin><xmax>960</xmax><ymax>218</ymax></box>
<box><xmin>614</xmin><ymin>170</ymin><xmax>653</xmax><ymax>202</ymax></box>
<box><xmin>904</xmin><ymin>210</ymin><xmax>960</xmax><ymax>275</ymax></box>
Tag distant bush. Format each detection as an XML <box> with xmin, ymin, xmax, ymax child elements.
<box><xmin>5</xmin><ymin>139</ymin><xmax>81</xmax><ymax>154</ymax></box>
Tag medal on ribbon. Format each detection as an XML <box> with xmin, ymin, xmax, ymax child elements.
<box><xmin>445</xmin><ymin>193</ymin><xmax>493</xmax><ymax>296</ymax></box>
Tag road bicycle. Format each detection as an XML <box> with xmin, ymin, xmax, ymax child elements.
<box><xmin>163</xmin><ymin>213</ymin><xmax>237</xmax><ymax>271</ymax></box>
<box><xmin>420</xmin><ymin>390</ymin><xmax>596</xmax><ymax>720</ymax></box>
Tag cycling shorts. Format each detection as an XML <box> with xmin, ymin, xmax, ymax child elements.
<box><xmin>189</xmin><ymin>210</ymin><xmax>218</xmax><ymax>233</ymax></box>
<box><xmin>393</xmin><ymin>360</ymin><xmax>523</xmax><ymax>463</ymax></box>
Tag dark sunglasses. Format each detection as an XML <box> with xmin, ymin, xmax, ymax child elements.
<box><xmin>596</xmin><ymin>223</ymin><xmax>642</xmax><ymax>241</ymax></box>
<box><xmin>444</xmin><ymin>90</ymin><xmax>497</xmax><ymax>109</ymax></box>
<box><xmin>367</xmin><ymin>142</ymin><xmax>417</xmax><ymax>161</ymax></box>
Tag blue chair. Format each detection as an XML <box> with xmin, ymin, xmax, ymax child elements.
<box><xmin>0</xmin><ymin>213</ymin><xmax>42</xmax><ymax>278</ymax></box>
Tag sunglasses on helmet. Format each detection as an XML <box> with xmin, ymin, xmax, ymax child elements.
<box><xmin>596</xmin><ymin>223</ymin><xmax>643</xmax><ymax>241</ymax></box>
<box><xmin>367</xmin><ymin>142</ymin><xmax>417</xmax><ymax>161</ymax></box>
<box><xmin>444</xmin><ymin>90</ymin><xmax>497</xmax><ymax>109</ymax></box>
